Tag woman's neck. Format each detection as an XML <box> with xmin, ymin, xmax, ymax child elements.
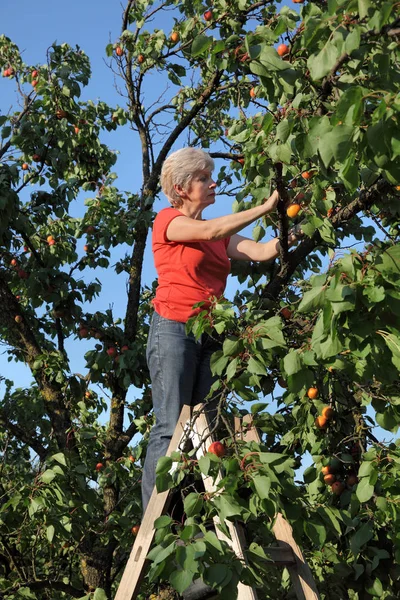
<box><xmin>177</xmin><ymin>205</ymin><xmax>203</xmax><ymax>220</ymax></box>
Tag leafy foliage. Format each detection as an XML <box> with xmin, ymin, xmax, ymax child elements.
<box><xmin>0</xmin><ymin>0</ymin><xmax>400</xmax><ymax>598</ymax></box>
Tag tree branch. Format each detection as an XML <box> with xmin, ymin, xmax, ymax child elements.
<box><xmin>0</xmin><ymin>407</ymin><xmax>47</xmax><ymax>461</ymax></box>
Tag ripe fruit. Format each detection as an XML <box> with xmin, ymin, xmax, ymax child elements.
<box><xmin>47</xmin><ymin>235</ymin><xmax>54</xmax><ymax>243</ymax></box>
<box><xmin>95</xmin><ymin>462</ymin><xmax>104</xmax><ymax>472</ymax></box>
<box><xmin>56</xmin><ymin>109</ymin><xmax>68</xmax><ymax>119</ymax></box>
<box><xmin>315</xmin><ymin>415</ymin><xmax>328</xmax><ymax>429</ymax></box>
<box><xmin>83</xmin><ymin>244</ymin><xmax>92</xmax><ymax>253</ymax></box>
<box><xmin>48</xmin><ymin>239</ymin><xmax>56</xmax><ymax>246</ymax></box>
<box><xmin>293</xmin><ymin>0</ymin><xmax>305</xmax><ymax>3</ymax></box>
<box><xmin>321</xmin><ymin>465</ymin><xmax>332</xmax><ymax>476</ymax></box>
<box><xmin>277</xmin><ymin>44</ymin><xmax>289</xmax><ymax>57</ymax></box>
<box><xmin>22</xmin><ymin>163</ymin><xmax>29</xmax><ymax>170</ymax></box>
<box><xmin>31</xmin><ymin>70</ymin><xmax>38</xmax><ymax>78</ymax></box>
<box><xmin>396</xmin><ymin>185</ymin><xmax>400</xmax><ymax>191</ymax></box>
<box><xmin>32</xmin><ymin>154</ymin><xmax>41</xmax><ymax>162</ymax></box>
<box><xmin>85</xmin><ymin>225</ymin><xmax>96</xmax><ymax>234</ymax></box>
<box><xmin>307</xmin><ymin>387</ymin><xmax>318</xmax><ymax>399</ymax></box>
<box><xmin>346</xmin><ymin>474</ymin><xmax>358</xmax><ymax>487</ymax></box>
<box><xmin>137</xmin><ymin>54</ymin><xmax>145</xmax><ymax>64</ymax></box>
<box><xmin>121</xmin><ymin>345</ymin><xmax>129</xmax><ymax>353</ymax></box>
<box><xmin>321</xmin><ymin>406</ymin><xmax>334</xmax><ymax>420</ymax></box>
<box><xmin>331</xmin><ymin>481</ymin><xmax>345</xmax><ymax>496</ymax></box>
<box><xmin>286</xmin><ymin>204</ymin><xmax>301</xmax><ymax>218</ymax></box>
<box><xmin>289</xmin><ymin>179</ymin><xmax>297</xmax><ymax>189</ymax></box>
<box><xmin>250</xmin><ymin>87</ymin><xmax>256</xmax><ymax>98</ymax></box>
<box><xmin>280</xmin><ymin>307</ymin><xmax>292</xmax><ymax>320</ymax></box>
<box><xmin>74</xmin><ymin>126</ymin><xmax>80</xmax><ymax>134</ymax></box>
<box><xmin>79</xmin><ymin>328</ymin><xmax>89</xmax><ymax>338</ymax></box>
<box><xmin>32</xmin><ymin>79</ymin><xmax>38</xmax><ymax>87</ymax></box>
<box><xmin>131</xmin><ymin>525</ymin><xmax>140</xmax><ymax>536</ymax></box>
<box><xmin>208</xmin><ymin>441</ymin><xmax>225</xmax><ymax>457</ymax></box>
<box><xmin>204</xmin><ymin>9</ymin><xmax>213</xmax><ymax>21</ymax></box>
<box><xmin>115</xmin><ymin>46</ymin><xmax>123</xmax><ymax>57</ymax></box>
<box><xmin>10</xmin><ymin>258</ymin><xmax>18</xmax><ymax>267</ymax></box>
<box><xmin>17</xmin><ymin>269</ymin><xmax>28</xmax><ymax>279</ymax></box>
<box><xmin>277</xmin><ymin>376</ymin><xmax>287</xmax><ymax>389</ymax></box>
<box><xmin>128</xmin><ymin>455</ymin><xmax>135</xmax><ymax>463</ymax></box>
<box><xmin>323</xmin><ymin>473</ymin><xmax>336</xmax><ymax>485</ymax></box>
<box><xmin>238</xmin><ymin>158</ymin><xmax>245</xmax><ymax>165</ymax></box>
<box><xmin>107</xmin><ymin>347</ymin><xmax>118</xmax><ymax>359</ymax></box>
<box><xmin>170</xmin><ymin>32</ymin><xmax>180</xmax><ymax>44</ymax></box>
<box><xmin>14</xmin><ymin>315</ymin><xmax>23</xmax><ymax>324</ymax></box>
<box><xmin>301</xmin><ymin>170</ymin><xmax>312</xmax><ymax>180</ymax></box>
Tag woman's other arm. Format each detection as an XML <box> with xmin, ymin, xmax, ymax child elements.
<box><xmin>227</xmin><ymin>228</ymin><xmax>303</xmax><ymax>262</ymax></box>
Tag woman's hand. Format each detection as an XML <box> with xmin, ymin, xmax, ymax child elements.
<box><xmin>263</xmin><ymin>190</ymin><xmax>280</xmax><ymax>213</ymax></box>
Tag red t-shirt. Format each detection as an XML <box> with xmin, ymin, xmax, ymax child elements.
<box><xmin>152</xmin><ymin>207</ymin><xmax>231</xmax><ymax>322</ymax></box>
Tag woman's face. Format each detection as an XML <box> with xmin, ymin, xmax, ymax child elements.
<box><xmin>184</xmin><ymin>169</ymin><xmax>217</xmax><ymax>207</ymax></box>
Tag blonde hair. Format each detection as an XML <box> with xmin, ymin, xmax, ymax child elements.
<box><xmin>160</xmin><ymin>148</ymin><xmax>215</xmax><ymax>208</ymax></box>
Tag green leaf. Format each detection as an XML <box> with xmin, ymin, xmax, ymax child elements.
<box><xmin>283</xmin><ymin>351</ymin><xmax>302</xmax><ymax>376</ymax></box>
<box><xmin>358</xmin><ymin>0</ymin><xmax>373</xmax><ymax>18</ymax></box>
<box><xmin>198</xmin><ymin>456</ymin><xmax>211</xmax><ymax>476</ymax></box>
<box><xmin>204</xmin><ymin>564</ymin><xmax>232</xmax><ymax>588</ymax></box>
<box><xmin>46</xmin><ymin>525</ymin><xmax>55</xmax><ymax>543</ymax></box>
<box><xmin>156</xmin><ymin>456</ymin><xmax>172</xmax><ymax>474</ymax></box>
<box><xmin>226</xmin><ymin>357</ymin><xmax>239</xmax><ymax>381</ymax></box>
<box><xmin>356</xmin><ymin>477</ymin><xmax>374</xmax><ymax>503</ymax></box>
<box><xmin>350</xmin><ymin>521</ymin><xmax>374</xmax><ymax>556</ymax></box>
<box><xmin>93</xmin><ymin>589</ymin><xmax>108</xmax><ymax>600</ymax></box>
<box><xmin>51</xmin><ymin>452</ymin><xmax>67</xmax><ymax>466</ymax></box>
<box><xmin>251</xmin><ymin>402</ymin><xmax>268</xmax><ymax>414</ymax></box>
<box><xmin>191</xmin><ymin>35</ymin><xmax>213</xmax><ymax>57</ymax></box>
<box><xmin>184</xmin><ymin>493</ymin><xmax>203</xmax><ymax>517</ymax></box>
<box><xmin>305</xmin><ymin>519</ymin><xmax>326</xmax><ymax>547</ymax></box>
<box><xmin>41</xmin><ymin>469</ymin><xmax>56</xmax><ymax>483</ymax></box>
<box><xmin>307</xmin><ymin>42</ymin><xmax>340</xmax><ymax>80</ymax></box>
<box><xmin>210</xmin><ymin>351</ymin><xmax>229</xmax><ymax>375</ymax></box>
<box><xmin>247</xmin><ymin>356</ymin><xmax>266</xmax><ymax>375</ymax></box>
<box><xmin>154</xmin><ymin>515</ymin><xmax>173</xmax><ymax>529</ymax></box>
<box><xmin>213</xmin><ymin>495</ymin><xmax>243</xmax><ymax>521</ymax></box>
<box><xmin>319</xmin><ymin>125</ymin><xmax>354</xmax><ymax>168</ymax></box>
<box><xmin>298</xmin><ymin>287</ymin><xmax>326</xmax><ymax>313</ymax></box>
<box><xmin>170</xmin><ymin>569</ymin><xmax>194</xmax><ymax>594</ymax></box>
<box><xmin>335</xmin><ymin>86</ymin><xmax>364</xmax><ymax>125</ymax></box>
<box><xmin>222</xmin><ymin>336</ymin><xmax>240</xmax><ymax>356</ymax></box>
<box><xmin>252</xmin><ymin>475</ymin><xmax>271</xmax><ymax>499</ymax></box>
<box><xmin>259</xmin><ymin>47</ymin><xmax>291</xmax><ymax>72</ymax></box>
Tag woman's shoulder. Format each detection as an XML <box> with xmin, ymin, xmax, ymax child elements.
<box><xmin>153</xmin><ymin>207</ymin><xmax>184</xmax><ymax>243</ymax></box>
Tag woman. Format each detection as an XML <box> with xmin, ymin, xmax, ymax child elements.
<box><xmin>142</xmin><ymin>147</ymin><xmax>302</xmax><ymax>512</ymax></box>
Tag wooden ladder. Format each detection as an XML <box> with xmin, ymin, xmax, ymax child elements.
<box><xmin>114</xmin><ymin>404</ymin><xmax>320</xmax><ymax>600</ymax></box>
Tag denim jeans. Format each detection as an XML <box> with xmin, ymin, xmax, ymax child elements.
<box><xmin>141</xmin><ymin>311</ymin><xmax>220</xmax><ymax>513</ymax></box>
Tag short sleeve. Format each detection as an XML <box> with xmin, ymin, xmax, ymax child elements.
<box><xmin>153</xmin><ymin>208</ymin><xmax>185</xmax><ymax>244</ymax></box>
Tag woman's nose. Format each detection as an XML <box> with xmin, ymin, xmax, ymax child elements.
<box><xmin>209</xmin><ymin>180</ymin><xmax>217</xmax><ymax>188</ymax></box>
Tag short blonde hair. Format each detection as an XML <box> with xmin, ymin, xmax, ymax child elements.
<box><xmin>160</xmin><ymin>147</ymin><xmax>215</xmax><ymax>208</ymax></box>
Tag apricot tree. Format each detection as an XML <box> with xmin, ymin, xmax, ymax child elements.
<box><xmin>0</xmin><ymin>0</ymin><xmax>399</xmax><ymax>598</ymax></box>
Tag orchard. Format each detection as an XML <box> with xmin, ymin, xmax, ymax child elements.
<box><xmin>0</xmin><ymin>1</ymin><xmax>399</xmax><ymax>599</ymax></box>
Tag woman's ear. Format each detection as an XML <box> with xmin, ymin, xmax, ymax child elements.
<box><xmin>173</xmin><ymin>183</ymin><xmax>187</xmax><ymax>198</ymax></box>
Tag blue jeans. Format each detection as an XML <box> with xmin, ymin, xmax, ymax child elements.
<box><xmin>141</xmin><ymin>311</ymin><xmax>220</xmax><ymax>513</ymax></box>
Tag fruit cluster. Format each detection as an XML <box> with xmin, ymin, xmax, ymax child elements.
<box><xmin>321</xmin><ymin>459</ymin><xmax>358</xmax><ymax>496</ymax></box>
<box><xmin>315</xmin><ymin>405</ymin><xmax>334</xmax><ymax>429</ymax></box>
